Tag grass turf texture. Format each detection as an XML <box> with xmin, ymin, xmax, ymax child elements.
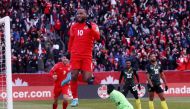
<box><xmin>11</xmin><ymin>97</ymin><xmax>190</xmax><ymax>109</ymax></box>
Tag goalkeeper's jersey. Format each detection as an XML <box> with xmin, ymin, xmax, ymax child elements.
<box><xmin>109</xmin><ymin>90</ymin><xmax>133</xmax><ymax>109</ymax></box>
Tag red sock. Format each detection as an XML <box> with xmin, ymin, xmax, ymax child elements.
<box><xmin>78</xmin><ymin>74</ymin><xmax>84</xmax><ymax>82</ymax></box>
<box><xmin>71</xmin><ymin>80</ymin><xmax>78</xmax><ymax>99</ymax></box>
<box><xmin>63</xmin><ymin>101</ymin><xmax>68</xmax><ymax>109</ymax></box>
<box><xmin>53</xmin><ymin>104</ymin><xmax>57</xmax><ymax>109</ymax></box>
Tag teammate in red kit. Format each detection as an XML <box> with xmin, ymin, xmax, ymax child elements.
<box><xmin>66</xmin><ymin>8</ymin><xmax>100</xmax><ymax>106</ymax></box>
<box><xmin>50</xmin><ymin>56</ymin><xmax>71</xmax><ymax>109</ymax></box>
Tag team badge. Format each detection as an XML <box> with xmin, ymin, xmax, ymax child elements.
<box><xmin>97</xmin><ymin>85</ymin><xmax>109</xmax><ymax>99</ymax></box>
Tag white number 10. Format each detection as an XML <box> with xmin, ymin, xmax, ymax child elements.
<box><xmin>78</xmin><ymin>30</ymin><xmax>83</xmax><ymax>36</ymax></box>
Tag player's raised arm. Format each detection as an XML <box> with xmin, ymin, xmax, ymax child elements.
<box><xmin>68</xmin><ymin>24</ymin><xmax>75</xmax><ymax>53</ymax></box>
<box><xmin>91</xmin><ymin>23</ymin><xmax>100</xmax><ymax>41</ymax></box>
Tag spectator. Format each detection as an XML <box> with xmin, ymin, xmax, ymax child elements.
<box><xmin>0</xmin><ymin>0</ymin><xmax>189</xmax><ymax>72</ymax></box>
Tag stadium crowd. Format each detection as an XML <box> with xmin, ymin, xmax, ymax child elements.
<box><xmin>0</xmin><ymin>0</ymin><xmax>190</xmax><ymax>73</ymax></box>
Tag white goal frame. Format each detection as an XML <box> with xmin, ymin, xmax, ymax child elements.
<box><xmin>0</xmin><ymin>16</ymin><xmax>13</xmax><ymax>109</ymax></box>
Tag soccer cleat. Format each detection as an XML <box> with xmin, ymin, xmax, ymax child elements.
<box><xmin>70</xmin><ymin>99</ymin><xmax>79</xmax><ymax>107</ymax></box>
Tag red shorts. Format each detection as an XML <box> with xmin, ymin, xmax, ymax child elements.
<box><xmin>53</xmin><ymin>85</ymin><xmax>70</xmax><ymax>99</ymax></box>
<box><xmin>71</xmin><ymin>56</ymin><xmax>93</xmax><ymax>72</ymax></box>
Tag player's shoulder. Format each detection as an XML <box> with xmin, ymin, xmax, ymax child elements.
<box><xmin>145</xmin><ymin>63</ymin><xmax>151</xmax><ymax>69</ymax></box>
<box><xmin>55</xmin><ymin>62</ymin><xmax>62</xmax><ymax>66</ymax></box>
<box><xmin>70</xmin><ymin>22</ymin><xmax>77</xmax><ymax>28</ymax></box>
<box><xmin>91</xmin><ymin>22</ymin><xmax>98</xmax><ymax>26</ymax></box>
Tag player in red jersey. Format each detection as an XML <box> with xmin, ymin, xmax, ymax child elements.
<box><xmin>66</xmin><ymin>8</ymin><xmax>100</xmax><ymax>106</ymax></box>
<box><xmin>50</xmin><ymin>56</ymin><xmax>71</xmax><ymax>109</ymax></box>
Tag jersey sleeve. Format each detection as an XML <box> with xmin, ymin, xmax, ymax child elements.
<box><xmin>49</xmin><ymin>64</ymin><xmax>57</xmax><ymax>76</ymax></box>
<box><xmin>68</xmin><ymin>24</ymin><xmax>75</xmax><ymax>53</ymax></box>
<box><xmin>91</xmin><ymin>23</ymin><xmax>100</xmax><ymax>41</ymax></box>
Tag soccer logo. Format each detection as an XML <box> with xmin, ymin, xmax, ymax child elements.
<box><xmin>136</xmin><ymin>85</ymin><xmax>146</xmax><ymax>98</ymax></box>
<box><xmin>97</xmin><ymin>85</ymin><xmax>109</xmax><ymax>99</ymax></box>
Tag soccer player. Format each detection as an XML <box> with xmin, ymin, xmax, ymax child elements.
<box><xmin>66</xmin><ymin>8</ymin><xmax>100</xmax><ymax>106</ymax></box>
<box><xmin>49</xmin><ymin>56</ymin><xmax>71</xmax><ymax>109</ymax></box>
<box><xmin>146</xmin><ymin>53</ymin><xmax>169</xmax><ymax>109</ymax></box>
<box><xmin>118</xmin><ymin>60</ymin><xmax>142</xmax><ymax>109</ymax></box>
<box><xmin>107</xmin><ymin>84</ymin><xmax>134</xmax><ymax>109</ymax></box>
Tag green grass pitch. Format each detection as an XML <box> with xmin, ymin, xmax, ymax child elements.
<box><xmin>13</xmin><ymin>97</ymin><xmax>190</xmax><ymax>109</ymax></box>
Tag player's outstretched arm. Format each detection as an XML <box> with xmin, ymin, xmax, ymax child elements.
<box><xmin>61</xmin><ymin>72</ymin><xmax>72</xmax><ymax>86</ymax></box>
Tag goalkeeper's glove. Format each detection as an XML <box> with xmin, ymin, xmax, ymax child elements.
<box><xmin>86</xmin><ymin>20</ymin><xmax>92</xmax><ymax>29</ymax></box>
<box><xmin>165</xmin><ymin>85</ymin><xmax>168</xmax><ymax>91</ymax></box>
<box><xmin>61</xmin><ymin>72</ymin><xmax>71</xmax><ymax>86</ymax></box>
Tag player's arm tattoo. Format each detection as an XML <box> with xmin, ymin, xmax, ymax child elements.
<box><xmin>119</xmin><ymin>71</ymin><xmax>124</xmax><ymax>84</ymax></box>
<box><xmin>134</xmin><ymin>70</ymin><xmax>140</xmax><ymax>83</ymax></box>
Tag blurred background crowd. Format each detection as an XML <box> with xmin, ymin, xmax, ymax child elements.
<box><xmin>0</xmin><ymin>0</ymin><xmax>190</xmax><ymax>73</ymax></box>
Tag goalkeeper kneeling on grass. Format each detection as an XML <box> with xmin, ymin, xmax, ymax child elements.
<box><xmin>107</xmin><ymin>84</ymin><xmax>134</xmax><ymax>109</ymax></box>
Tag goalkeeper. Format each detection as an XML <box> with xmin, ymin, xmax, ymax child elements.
<box><xmin>107</xmin><ymin>84</ymin><xmax>134</xmax><ymax>109</ymax></box>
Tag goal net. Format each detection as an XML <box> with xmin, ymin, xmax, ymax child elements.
<box><xmin>0</xmin><ymin>16</ymin><xmax>13</xmax><ymax>109</ymax></box>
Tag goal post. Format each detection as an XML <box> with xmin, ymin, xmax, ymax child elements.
<box><xmin>0</xmin><ymin>16</ymin><xmax>13</xmax><ymax>109</ymax></box>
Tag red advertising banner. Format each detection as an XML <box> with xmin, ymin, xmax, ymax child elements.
<box><xmin>164</xmin><ymin>83</ymin><xmax>190</xmax><ymax>97</ymax></box>
<box><xmin>11</xmin><ymin>71</ymin><xmax>190</xmax><ymax>86</ymax></box>
<box><xmin>0</xmin><ymin>86</ymin><xmax>53</xmax><ymax>101</ymax></box>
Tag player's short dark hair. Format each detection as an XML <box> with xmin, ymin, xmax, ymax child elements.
<box><xmin>77</xmin><ymin>8</ymin><xmax>87</xmax><ymax>14</ymax></box>
<box><xmin>125</xmin><ymin>59</ymin><xmax>131</xmax><ymax>63</ymax></box>
<box><xmin>149</xmin><ymin>52</ymin><xmax>156</xmax><ymax>57</ymax></box>
<box><xmin>107</xmin><ymin>84</ymin><xmax>115</xmax><ymax>94</ymax></box>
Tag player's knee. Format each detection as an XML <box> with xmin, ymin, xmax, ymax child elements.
<box><xmin>83</xmin><ymin>75</ymin><xmax>92</xmax><ymax>82</ymax></box>
<box><xmin>134</xmin><ymin>94</ymin><xmax>139</xmax><ymax>99</ymax></box>
<box><xmin>71</xmin><ymin>71</ymin><xmax>79</xmax><ymax>81</ymax></box>
<box><xmin>149</xmin><ymin>95</ymin><xmax>154</xmax><ymax>101</ymax></box>
<box><xmin>53</xmin><ymin>99</ymin><xmax>58</xmax><ymax>104</ymax></box>
<box><xmin>63</xmin><ymin>95</ymin><xmax>71</xmax><ymax>101</ymax></box>
<box><xmin>160</xmin><ymin>96</ymin><xmax>165</xmax><ymax>101</ymax></box>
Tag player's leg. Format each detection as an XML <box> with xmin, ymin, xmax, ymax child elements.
<box><xmin>122</xmin><ymin>84</ymin><xmax>129</xmax><ymax>97</ymax></box>
<box><xmin>156</xmin><ymin>86</ymin><xmax>168</xmax><ymax>109</ymax></box>
<box><xmin>70</xmin><ymin>70</ymin><xmax>80</xmax><ymax>107</ymax></box>
<box><xmin>53</xmin><ymin>88</ymin><xmax>62</xmax><ymax>109</ymax></box>
<box><xmin>130</xmin><ymin>85</ymin><xmax>141</xmax><ymax>109</ymax></box>
<box><xmin>147</xmin><ymin>84</ymin><xmax>155</xmax><ymax>109</ymax></box>
<box><xmin>62</xmin><ymin>86</ymin><xmax>72</xmax><ymax>109</ymax></box>
<box><xmin>81</xmin><ymin>58</ymin><xmax>94</xmax><ymax>82</ymax></box>
<box><xmin>70</xmin><ymin>58</ymin><xmax>81</xmax><ymax>107</ymax></box>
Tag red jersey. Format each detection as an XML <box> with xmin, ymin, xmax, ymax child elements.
<box><xmin>68</xmin><ymin>22</ymin><xmax>100</xmax><ymax>58</ymax></box>
<box><xmin>49</xmin><ymin>62</ymin><xmax>70</xmax><ymax>87</ymax></box>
